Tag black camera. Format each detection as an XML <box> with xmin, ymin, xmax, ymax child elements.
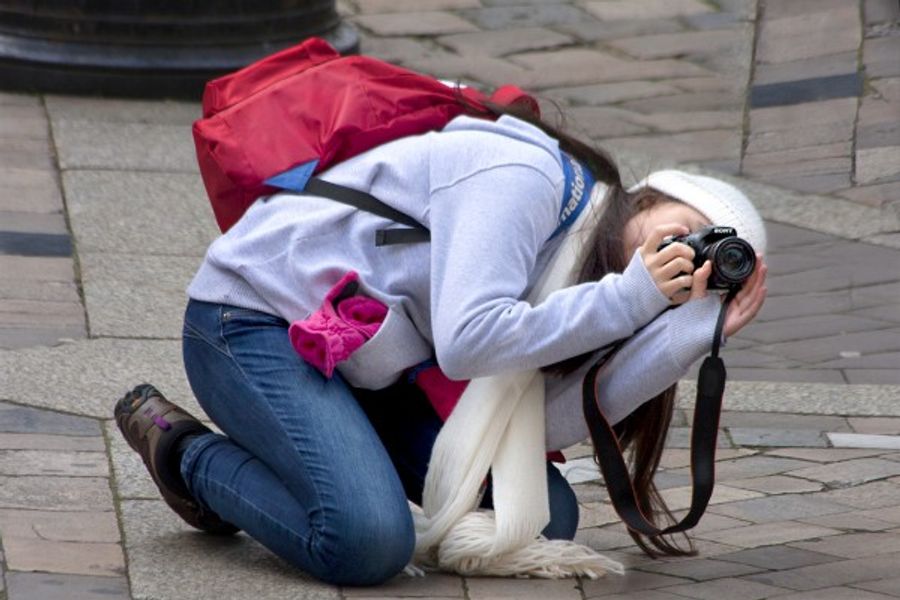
<box><xmin>658</xmin><ymin>225</ymin><xmax>756</xmax><ymax>290</ymax></box>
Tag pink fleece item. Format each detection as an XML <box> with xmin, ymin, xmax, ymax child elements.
<box><xmin>289</xmin><ymin>271</ymin><xmax>387</xmax><ymax>377</ymax></box>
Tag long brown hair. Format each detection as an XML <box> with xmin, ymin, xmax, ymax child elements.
<box><xmin>460</xmin><ymin>94</ymin><xmax>695</xmax><ymax>557</ymax></box>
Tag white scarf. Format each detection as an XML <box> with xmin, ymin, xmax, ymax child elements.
<box><xmin>405</xmin><ymin>183</ymin><xmax>625</xmax><ymax>579</ymax></box>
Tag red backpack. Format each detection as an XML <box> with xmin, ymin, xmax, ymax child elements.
<box><xmin>192</xmin><ymin>36</ymin><xmax>539</xmax><ymax>233</ymax></box>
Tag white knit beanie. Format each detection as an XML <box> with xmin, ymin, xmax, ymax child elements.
<box><xmin>627</xmin><ymin>170</ymin><xmax>767</xmax><ymax>256</ymax></box>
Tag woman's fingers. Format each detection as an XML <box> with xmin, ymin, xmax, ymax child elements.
<box><xmin>658</xmin><ymin>256</ymin><xmax>696</xmax><ymax>281</ymax></box>
<box><xmin>641</xmin><ymin>223</ymin><xmax>690</xmax><ymax>258</ymax></box>
<box><xmin>690</xmin><ymin>260</ymin><xmax>712</xmax><ymax>300</ymax></box>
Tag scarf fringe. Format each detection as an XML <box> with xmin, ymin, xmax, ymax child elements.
<box><xmin>409</xmin><ymin>508</ymin><xmax>624</xmax><ymax>579</ymax></box>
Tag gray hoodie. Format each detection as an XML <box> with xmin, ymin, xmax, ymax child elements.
<box><xmin>187</xmin><ymin>115</ymin><xmax>720</xmax><ymax>451</ymax></box>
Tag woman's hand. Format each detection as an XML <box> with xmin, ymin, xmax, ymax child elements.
<box><xmin>639</xmin><ymin>223</ymin><xmax>697</xmax><ymax>305</ymax></box>
<box><xmin>689</xmin><ymin>254</ymin><xmax>768</xmax><ymax>338</ymax></box>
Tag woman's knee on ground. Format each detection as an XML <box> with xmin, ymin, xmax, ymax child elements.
<box><xmin>311</xmin><ymin>499</ymin><xmax>417</xmax><ymax>587</ymax></box>
<box><xmin>541</xmin><ymin>462</ymin><xmax>579</xmax><ymax>541</ymax></box>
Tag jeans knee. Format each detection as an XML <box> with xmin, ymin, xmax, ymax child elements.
<box><xmin>542</xmin><ymin>467</ymin><xmax>580</xmax><ymax>541</ymax></box>
<box><xmin>316</xmin><ymin>505</ymin><xmax>417</xmax><ymax>587</ymax></box>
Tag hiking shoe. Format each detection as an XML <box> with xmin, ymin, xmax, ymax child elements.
<box><xmin>114</xmin><ymin>383</ymin><xmax>238</xmax><ymax>535</ymax></box>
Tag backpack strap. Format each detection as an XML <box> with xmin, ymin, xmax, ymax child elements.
<box><xmin>304</xmin><ymin>178</ymin><xmax>430</xmax><ymax>246</ymax></box>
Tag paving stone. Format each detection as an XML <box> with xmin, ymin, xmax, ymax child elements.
<box><xmin>818</xmin><ymin>480</ymin><xmax>900</xmax><ymax>509</ymax></box>
<box><xmin>607</xmin><ymin>29</ymin><xmax>741</xmax><ymax>60</ymax></box>
<box><xmin>620</xmin><ymin>92</ymin><xmax>741</xmax><ymax>113</ymax></box>
<box><xmin>0</xmin><ymin>299</ymin><xmax>84</xmax><ymax>328</ymax></box>
<box><xmin>681</xmin><ymin>512</ymin><xmax>752</xmax><ymax>535</ymax></box>
<box><xmin>709</xmin><ymin>494</ymin><xmax>853</xmax><ymax>523</ymax></box>
<box><xmin>0</xmin><ymin>449</ymin><xmax>108</xmax><ymax>476</ymax></box>
<box><xmin>636</xmin><ymin>557</ymin><xmax>763</xmax><ymax>581</ymax></box>
<box><xmin>555</xmin><ymin>18</ymin><xmax>684</xmax><ymax>43</ymax></box>
<box><xmin>563</xmin><ymin>106</ymin><xmax>650</xmax><ymax>137</ymax></box>
<box><xmin>770</xmin><ymin>587</ymin><xmax>898</xmax><ymax>599</ymax></box>
<box><xmin>762</xmin><ymin>0</ymin><xmax>855</xmax><ymax>19</ymax></box>
<box><xmin>6</xmin><ymin>572</ymin><xmax>130</xmax><ymax>600</ymax></box>
<box><xmin>696</xmin><ymin>520</ymin><xmax>842</xmax><ymax>548</ymax></box>
<box><xmin>745</xmin><ymin>125</ymin><xmax>855</xmax><ymax>155</ymax></box>
<box><xmin>727</xmin><ymin>475</ymin><xmax>823</xmax><ymax>494</ymax></box>
<box><xmin>44</xmin><ymin>95</ymin><xmax>200</xmax><ymax>125</ymax></box>
<box><xmin>855</xmin><ymin>576</ymin><xmax>900</xmax><ymax>597</ymax></box>
<box><xmin>798</xmin><ymin>510</ymin><xmax>900</xmax><ymax>532</ymax></box>
<box><xmin>747</xmin><ymin>156</ymin><xmax>852</xmax><ymax>180</ymax></box>
<box><xmin>746</xmin><ymin>554</ymin><xmax>900</xmax><ymax>591</ymax></box>
<box><xmin>3</xmin><ymin>536</ymin><xmax>124</xmax><ymax>577</ymax></box>
<box><xmin>721</xmin><ymin>412</ymin><xmax>850</xmax><ymax>432</ymax></box>
<box><xmin>0</xmin><ymin>338</ymin><xmax>199</xmax><ymax>419</ymax></box>
<box><xmin>764</xmin><ymin>172</ymin><xmax>852</xmax><ymax>195</ymax></box>
<box><xmin>848</xmin><ymin>417</ymin><xmax>900</xmax><ymax>435</ymax></box>
<box><xmin>0</xmin><ymin>325</ymin><xmax>86</xmax><ymax>350</ymax></box>
<box><xmin>0</xmin><ymin>210</ymin><xmax>68</xmax><ymax>234</ymax></box>
<box><xmin>664</xmin><ymin>427</ymin><xmax>733</xmax><ymax>449</ymax></box>
<box><xmin>572</xmin><ymin>524</ymin><xmax>635</xmax><ymax>551</ymax></box>
<box><xmin>753</xmin><ymin>52</ymin><xmax>859</xmax><ymax>86</ymax></box>
<box><xmin>865</xmin><ymin>0</ymin><xmax>900</xmax><ymax>24</ymax></box>
<box><xmin>343</xmin><ymin>572</ymin><xmax>463</xmax><ymax>597</ymax></box>
<box><xmin>0</xmin><ymin>476</ymin><xmax>113</xmax><ymax>511</ymax></box>
<box><xmin>358</xmin><ymin>0</ymin><xmax>479</xmax><ymax>10</ymax></box>
<box><xmin>353</xmin><ymin>11</ymin><xmax>478</xmax><ymax>35</ymax></box>
<box><xmin>0</xmin><ymin>166</ymin><xmax>63</xmax><ymax>213</ymax></box>
<box><xmin>0</xmin><ymin>105</ymin><xmax>48</xmax><ymax>140</ymax></box>
<box><xmin>756</xmin><ymin>7</ymin><xmax>862</xmax><ymax>65</ymax></box>
<box><xmin>510</xmin><ymin>50</ymin><xmax>714</xmax><ymax>88</ymax></box>
<box><xmin>693</xmin><ymin>455</ymin><xmax>815</xmax><ymax>481</ymax></box>
<box><xmin>857</xmin><ymin>119</ymin><xmax>900</xmax><ymax>150</ymax></box>
<box><xmin>0</xmin><ymin>432</ymin><xmax>103</xmax><ymax>451</ymax></box>
<box><xmin>819</xmin><ymin>351</ymin><xmax>900</xmax><ymax>370</ymax></box>
<box><xmin>357</xmin><ymin>35</ymin><xmax>444</xmax><ymax>65</ymax></box>
<box><xmin>864</xmin><ymin>36</ymin><xmax>900</xmax><ymax>78</ymax></box>
<box><xmin>628</xmin><ymin>111</ymin><xmax>740</xmax><ymax>133</ymax></box>
<box><xmin>437</xmin><ymin>27</ymin><xmax>573</xmax><ymax>57</ymax></box>
<box><xmin>661</xmin><ymin>485</ymin><xmax>763</xmax><ymax>512</ymax></box>
<box><xmin>581</xmin><ymin>569</ymin><xmax>689</xmax><ymax>598</ymax></box>
<box><xmin>400</xmin><ymin>54</ymin><xmax>528</xmax><ymax>88</ymax></box>
<box><xmin>857</xmin><ymin>147</ymin><xmax>900</xmax><ymax>185</ymax></box>
<box><xmin>0</xmin><ymin>91</ymin><xmax>40</xmax><ymax>106</ymax></box>
<box><xmin>0</xmin><ymin>509</ymin><xmax>119</xmax><ymax>542</ymax></box>
<box><xmin>731</xmin><ymin>314</ymin><xmax>884</xmax><ymax>345</ymax></box>
<box><xmin>0</xmin><ymin>402</ymin><xmax>100</xmax><ymax>436</ymax></box>
<box><xmin>743</xmin><ymin>142</ymin><xmax>852</xmax><ymax>171</ymax></box>
<box><xmin>717</xmin><ymin>544</ymin><xmax>838</xmax><ymax>570</ymax></box>
<box><xmin>787</xmin><ymin>458</ymin><xmax>900</xmax><ymax>487</ymax></box>
<box><xmin>80</xmin><ymin>251</ymin><xmax>200</xmax><ymax>339</ymax></box>
<box><xmin>52</xmin><ymin>119</ymin><xmax>197</xmax><ymax>172</ymax></box>
<box><xmin>857</xmin><ymin>505</ymin><xmax>900</xmax><ymax>524</ymax></box>
<box><xmin>121</xmin><ymin>499</ymin><xmax>339</xmax><ymax>600</ymax></box>
<box><xmin>760</xmin><ymin>327</ymin><xmax>900</xmax><ymax>365</ymax></box>
<box><xmin>577</xmin><ymin>502</ymin><xmax>620</xmax><ymax>528</ymax></box>
<box><xmin>837</xmin><ymin>180</ymin><xmax>900</xmax><ymax>207</ymax></box>
<box><xmin>792</xmin><ymin>532</ymin><xmax>900</xmax><ymax>559</ymax></box>
<box><xmin>683</xmin><ymin>11</ymin><xmax>748</xmax><ymax>30</ymax></box>
<box><xmin>63</xmin><ymin>170</ymin><xmax>218</xmax><ymax>256</ymax></box>
<box><xmin>828</xmin><ymin>433</ymin><xmax>900</xmax><ymax>449</ymax></box>
<box><xmin>604</xmin><ymin>129</ymin><xmax>741</xmax><ymax>164</ymax></box>
<box><xmin>720</xmin><ymin>368</ymin><xmax>846</xmax><ymax>384</ymax></box>
<box><xmin>662</xmin><ymin>576</ymin><xmax>790</xmax><ymax>600</ymax></box>
<box><xmin>467</xmin><ymin>576</ymin><xmax>583</xmax><ymax>598</ymax></box>
<box><xmin>0</xmin><ymin>137</ymin><xmax>54</xmax><ymax>171</ymax></box>
<box><xmin>752</xmin><ymin>290</ymin><xmax>870</xmax><ymax>322</ymax></box>
<box><xmin>543</xmin><ymin>81</ymin><xmax>680</xmax><ymax>106</ymax></box>
<box><xmin>458</xmin><ymin>3</ymin><xmax>592</xmax><ymax>30</ymax></box>
<box><xmin>749</xmin><ymin>97</ymin><xmax>857</xmax><ymax>133</ymax></box>
<box><xmin>582</xmin><ymin>0</ymin><xmax>713</xmax><ymax>20</ymax></box>
<box><xmin>0</xmin><ymin>255</ymin><xmax>74</xmax><ymax>283</ymax></box>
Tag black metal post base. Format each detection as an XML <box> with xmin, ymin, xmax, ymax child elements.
<box><xmin>0</xmin><ymin>3</ymin><xmax>359</xmax><ymax>100</ymax></box>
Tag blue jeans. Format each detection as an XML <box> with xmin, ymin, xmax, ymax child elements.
<box><xmin>180</xmin><ymin>299</ymin><xmax>579</xmax><ymax>587</ymax></box>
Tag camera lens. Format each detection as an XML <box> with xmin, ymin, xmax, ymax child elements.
<box><xmin>709</xmin><ymin>238</ymin><xmax>755</xmax><ymax>286</ymax></box>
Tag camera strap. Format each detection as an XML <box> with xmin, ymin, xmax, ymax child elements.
<box><xmin>581</xmin><ymin>288</ymin><xmax>738</xmax><ymax>537</ymax></box>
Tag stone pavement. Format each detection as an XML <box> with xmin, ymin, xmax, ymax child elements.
<box><xmin>1</xmin><ymin>0</ymin><xmax>899</xmax><ymax>598</ymax></box>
